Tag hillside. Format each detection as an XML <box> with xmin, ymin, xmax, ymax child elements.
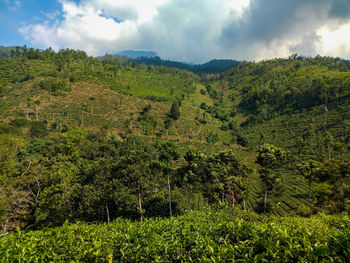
<box><xmin>207</xmin><ymin>55</ymin><xmax>350</xmax><ymax>214</ymax></box>
<box><xmin>0</xmin><ymin>48</ymin><xmax>349</xmax><ymax>233</ymax></box>
<box><xmin>0</xmin><ymin>49</ymin><xmax>236</xmax><ymax>149</ymax></box>
<box><xmin>210</xmin><ymin>55</ymin><xmax>350</xmax><ymax>156</ymax></box>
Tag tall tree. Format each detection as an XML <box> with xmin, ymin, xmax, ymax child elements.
<box><xmin>182</xmin><ymin>150</ymin><xmax>206</xmax><ymax>209</ymax></box>
<box><xmin>256</xmin><ymin>144</ymin><xmax>286</xmax><ymax>213</ymax></box>
<box><xmin>116</xmin><ymin>136</ymin><xmax>152</xmax><ymax>221</ymax></box>
<box><xmin>210</xmin><ymin>150</ymin><xmax>249</xmax><ymax>208</ymax></box>
<box><xmin>314</xmin><ymin>159</ymin><xmax>350</xmax><ymax>213</ymax></box>
<box><xmin>296</xmin><ymin>159</ymin><xmax>323</xmax><ymax>216</ymax></box>
<box><xmin>156</xmin><ymin>142</ymin><xmax>180</xmax><ymax>217</ymax></box>
<box><xmin>169</xmin><ymin>102</ymin><xmax>180</xmax><ymax>120</ymax></box>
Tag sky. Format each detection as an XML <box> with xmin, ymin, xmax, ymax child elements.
<box><xmin>1</xmin><ymin>0</ymin><xmax>350</xmax><ymax>63</ymax></box>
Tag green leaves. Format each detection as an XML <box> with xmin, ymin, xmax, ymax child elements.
<box><xmin>296</xmin><ymin>159</ymin><xmax>323</xmax><ymax>181</ymax></box>
<box><xmin>169</xmin><ymin>102</ymin><xmax>180</xmax><ymax>120</ymax></box>
<box><xmin>256</xmin><ymin>144</ymin><xmax>286</xmax><ymax>169</ymax></box>
<box><xmin>0</xmin><ymin>210</ymin><xmax>349</xmax><ymax>262</ymax></box>
<box><xmin>35</xmin><ymin>78</ymin><xmax>71</xmax><ymax>96</ymax></box>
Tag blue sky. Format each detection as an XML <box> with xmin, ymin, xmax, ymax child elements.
<box><xmin>1</xmin><ymin>0</ymin><xmax>350</xmax><ymax>62</ymax></box>
<box><xmin>0</xmin><ymin>0</ymin><xmax>62</xmax><ymax>47</ymax></box>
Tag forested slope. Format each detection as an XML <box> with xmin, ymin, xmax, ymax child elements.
<box><xmin>0</xmin><ymin>48</ymin><xmax>349</xmax><ymax>232</ymax></box>
<box><xmin>208</xmin><ymin>55</ymin><xmax>350</xmax><ymax>214</ymax></box>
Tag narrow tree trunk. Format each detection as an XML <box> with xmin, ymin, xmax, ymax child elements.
<box><xmin>264</xmin><ymin>190</ymin><xmax>268</xmax><ymax>213</ymax></box>
<box><xmin>231</xmin><ymin>190</ymin><xmax>236</xmax><ymax>208</ymax></box>
<box><xmin>21</xmin><ymin>160</ymin><xmax>31</xmax><ymax>177</ymax></box>
<box><xmin>243</xmin><ymin>199</ymin><xmax>246</xmax><ymax>211</ymax></box>
<box><xmin>35</xmin><ymin>106</ymin><xmax>39</xmax><ymax>120</ymax></box>
<box><xmin>167</xmin><ymin>175</ymin><xmax>172</xmax><ymax>217</ymax></box>
<box><xmin>33</xmin><ymin>179</ymin><xmax>40</xmax><ymax>210</ymax></box>
<box><xmin>3</xmin><ymin>219</ymin><xmax>8</xmax><ymax>233</ymax></box>
<box><xmin>138</xmin><ymin>179</ymin><xmax>143</xmax><ymax>222</ymax></box>
<box><xmin>106</xmin><ymin>204</ymin><xmax>110</xmax><ymax>224</ymax></box>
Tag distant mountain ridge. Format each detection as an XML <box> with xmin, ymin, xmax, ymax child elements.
<box><xmin>115</xmin><ymin>50</ymin><xmax>158</xmax><ymax>58</ymax></box>
<box><xmin>132</xmin><ymin>57</ymin><xmax>241</xmax><ymax>74</ymax></box>
<box><xmin>0</xmin><ymin>46</ymin><xmax>240</xmax><ymax>73</ymax></box>
<box><xmin>104</xmin><ymin>50</ymin><xmax>241</xmax><ymax>73</ymax></box>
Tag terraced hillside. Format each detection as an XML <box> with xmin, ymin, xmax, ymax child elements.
<box><xmin>208</xmin><ymin>55</ymin><xmax>350</xmax><ymax>214</ymax></box>
<box><xmin>0</xmin><ymin>50</ymin><xmax>240</xmax><ymax>150</ymax></box>
<box><xmin>0</xmin><ymin>49</ymin><xmax>349</xmax><ymax>233</ymax></box>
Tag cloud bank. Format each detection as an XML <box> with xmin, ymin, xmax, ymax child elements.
<box><xmin>19</xmin><ymin>0</ymin><xmax>350</xmax><ymax>62</ymax></box>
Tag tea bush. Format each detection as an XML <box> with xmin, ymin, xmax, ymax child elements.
<box><xmin>0</xmin><ymin>209</ymin><xmax>349</xmax><ymax>262</ymax></box>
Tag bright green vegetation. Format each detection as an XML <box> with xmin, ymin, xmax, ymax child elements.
<box><xmin>208</xmin><ymin>55</ymin><xmax>350</xmax><ymax>215</ymax></box>
<box><xmin>0</xmin><ymin>48</ymin><xmax>349</xmax><ymax>243</ymax></box>
<box><xmin>0</xmin><ymin>209</ymin><xmax>349</xmax><ymax>262</ymax></box>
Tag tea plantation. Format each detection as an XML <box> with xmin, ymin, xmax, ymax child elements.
<box><xmin>0</xmin><ymin>209</ymin><xmax>349</xmax><ymax>262</ymax></box>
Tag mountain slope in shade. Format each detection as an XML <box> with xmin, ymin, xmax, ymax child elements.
<box><xmin>195</xmin><ymin>59</ymin><xmax>240</xmax><ymax>70</ymax></box>
<box><xmin>126</xmin><ymin>56</ymin><xmax>241</xmax><ymax>73</ymax></box>
<box><xmin>115</xmin><ymin>50</ymin><xmax>158</xmax><ymax>58</ymax></box>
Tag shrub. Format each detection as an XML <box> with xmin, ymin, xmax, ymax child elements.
<box><xmin>10</xmin><ymin>119</ymin><xmax>29</xmax><ymax>128</ymax></box>
<box><xmin>169</xmin><ymin>102</ymin><xmax>180</xmax><ymax>120</ymax></box>
<box><xmin>206</xmin><ymin>132</ymin><xmax>219</xmax><ymax>143</ymax></box>
<box><xmin>29</xmin><ymin>121</ymin><xmax>48</xmax><ymax>138</ymax></box>
<box><xmin>36</xmin><ymin>78</ymin><xmax>71</xmax><ymax>95</ymax></box>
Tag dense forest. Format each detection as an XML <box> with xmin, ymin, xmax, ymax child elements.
<box><xmin>0</xmin><ymin>46</ymin><xmax>349</xmax><ymax>260</ymax></box>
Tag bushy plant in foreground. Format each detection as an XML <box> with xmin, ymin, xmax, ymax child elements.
<box><xmin>0</xmin><ymin>209</ymin><xmax>349</xmax><ymax>262</ymax></box>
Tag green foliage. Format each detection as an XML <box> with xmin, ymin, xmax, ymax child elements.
<box><xmin>0</xmin><ymin>210</ymin><xmax>349</xmax><ymax>262</ymax></box>
<box><xmin>9</xmin><ymin>118</ymin><xmax>29</xmax><ymax>128</ymax></box>
<box><xmin>236</xmin><ymin>134</ymin><xmax>249</xmax><ymax>147</ymax></box>
<box><xmin>29</xmin><ymin>121</ymin><xmax>48</xmax><ymax>138</ymax></box>
<box><xmin>169</xmin><ymin>102</ymin><xmax>180</xmax><ymax>120</ymax></box>
<box><xmin>164</xmin><ymin>117</ymin><xmax>173</xmax><ymax>129</ymax></box>
<box><xmin>27</xmin><ymin>138</ymin><xmax>53</xmax><ymax>155</ymax></box>
<box><xmin>314</xmin><ymin>159</ymin><xmax>350</xmax><ymax>214</ymax></box>
<box><xmin>138</xmin><ymin>104</ymin><xmax>158</xmax><ymax>134</ymax></box>
<box><xmin>35</xmin><ymin>78</ymin><xmax>71</xmax><ymax>96</ymax></box>
<box><xmin>156</xmin><ymin>141</ymin><xmax>180</xmax><ymax>164</ymax></box>
<box><xmin>1</xmin><ymin>47</ymin><xmax>350</xmax><ymax>232</ymax></box>
<box><xmin>256</xmin><ymin>144</ymin><xmax>286</xmax><ymax>213</ymax></box>
<box><xmin>206</xmin><ymin>132</ymin><xmax>219</xmax><ymax>144</ymax></box>
<box><xmin>256</xmin><ymin>144</ymin><xmax>286</xmax><ymax>169</ymax></box>
<box><xmin>0</xmin><ymin>122</ymin><xmax>21</xmax><ymax>135</ymax></box>
<box><xmin>227</xmin><ymin>57</ymin><xmax>350</xmax><ymax>121</ymax></box>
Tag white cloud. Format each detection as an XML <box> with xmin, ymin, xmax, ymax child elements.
<box><xmin>19</xmin><ymin>23</ymin><xmax>60</xmax><ymax>50</ymax></box>
<box><xmin>317</xmin><ymin>23</ymin><xmax>350</xmax><ymax>58</ymax></box>
<box><xmin>87</xmin><ymin>0</ymin><xmax>168</xmax><ymax>23</ymax></box>
<box><xmin>5</xmin><ymin>0</ymin><xmax>21</xmax><ymax>10</ymax></box>
<box><xmin>44</xmin><ymin>10</ymin><xmax>61</xmax><ymax>20</ymax></box>
<box><xmin>18</xmin><ymin>0</ymin><xmax>350</xmax><ymax>62</ymax></box>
